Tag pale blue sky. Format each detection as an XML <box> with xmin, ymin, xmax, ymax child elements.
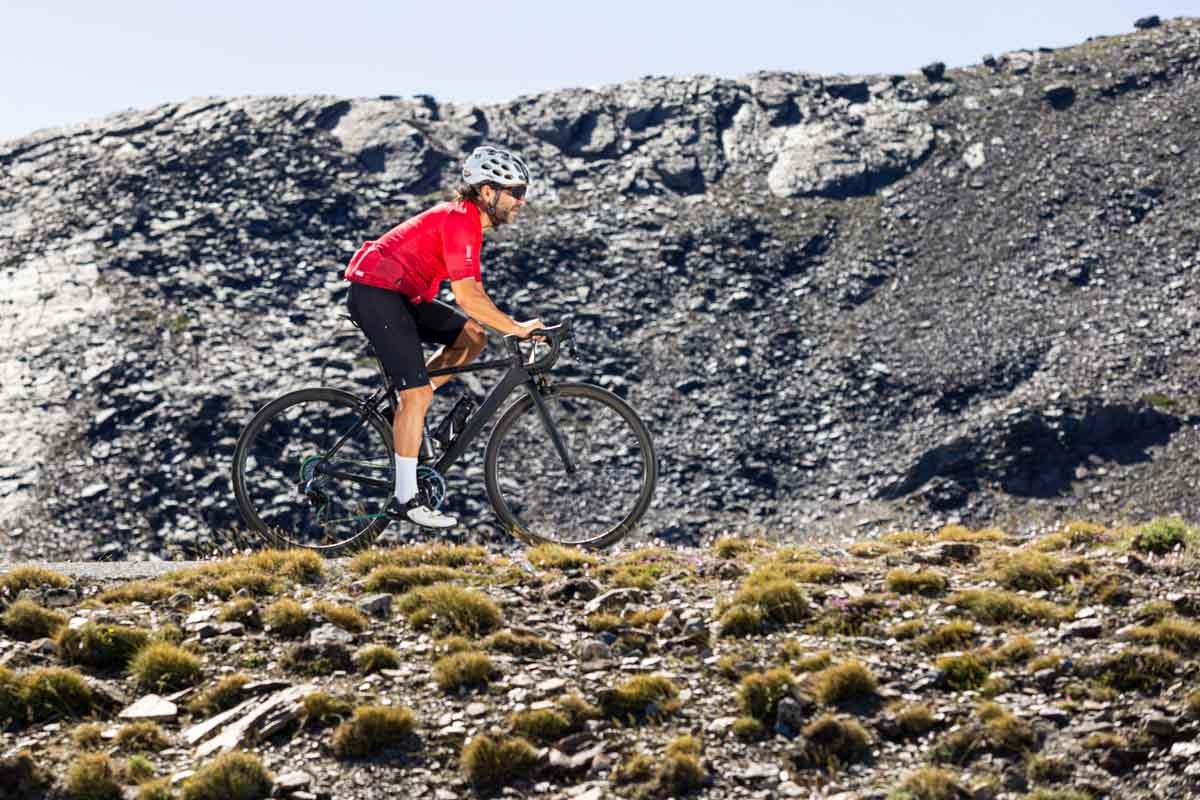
<box><xmin>2</xmin><ymin>1</ymin><xmax>1196</xmax><ymax>141</ymax></box>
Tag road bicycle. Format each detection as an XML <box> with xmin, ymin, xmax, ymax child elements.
<box><xmin>231</xmin><ymin>317</ymin><xmax>657</xmax><ymax>554</ymax></box>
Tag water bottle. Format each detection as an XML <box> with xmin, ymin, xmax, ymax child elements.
<box><xmin>432</xmin><ymin>395</ymin><xmax>476</xmax><ymax>448</ymax></box>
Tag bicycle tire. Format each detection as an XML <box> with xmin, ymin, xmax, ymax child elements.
<box><xmin>231</xmin><ymin>387</ymin><xmax>393</xmax><ymax>555</ymax></box>
<box><xmin>483</xmin><ymin>382</ymin><xmax>657</xmax><ymax>550</ymax></box>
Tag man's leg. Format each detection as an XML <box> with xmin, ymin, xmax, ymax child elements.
<box><xmin>426</xmin><ymin>320</ymin><xmax>486</xmax><ymax>390</ymax></box>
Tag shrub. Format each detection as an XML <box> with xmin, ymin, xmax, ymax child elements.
<box><xmin>510</xmin><ymin>708</ymin><xmax>572</xmax><ymax>743</ymax></box>
<box><xmin>482</xmin><ymin>630</ymin><xmax>554</xmax><ymax>655</ymax></box>
<box><xmin>949</xmin><ymin>589</ymin><xmax>1072</xmax><ymax>624</ymax></box>
<box><xmin>936</xmin><ymin>652</ymin><xmax>989</xmax><ymax>691</ymax></box>
<box><xmin>994</xmin><ymin>634</ymin><xmax>1038</xmax><ymax>665</ymax></box>
<box><xmin>128</xmin><ymin>642</ymin><xmax>203</xmax><ymax>692</ymax></box>
<box><xmin>737</xmin><ymin>668</ymin><xmax>795</xmax><ymax>722</ymax></box>
<box><xmin>888</xmin><ymin>766</ymin><xmax>965</xmax><ymax>800</ymax></box>
<box><xmin>362</xmin><ymin>565</ymin><xmax>460</xmax><ymax>594</ymax></box>
<box><xmin>892</xmin><ymin>702</ymin><xmax>936</xmax><ymax>738</ymax></box>
<box><xmin>1130</xmin><ymin>516</ymin><xmax>1196</xmax><ymax>554</ymax></box>
<box><xmin>262</xmin><ymin>598</ymin><xmax>309</xmax><ymax>637</ymax></box>
<box><xmin>25</xmin><ymin>666</ymin><xmax>96</xmax><ymax>720</ymax></box>
<box><xmin>73</xmin><ymin>722</ymin><xmax>106</xmax><ymax>749</ymax></box>
<box><xmin>65</xmin><ymin>753</ymin><xmax>122</xmax><ymax>800</ymax></box>
<box><xmin>885</xmin><ymin>569</ymin><xmax>948</xmax><ymax>596</ymax></box>
<box><xmin>812</xmin><ymin>660</ymin><xmax>877</xmax><ymax>705</ymax></box>
<box><xmin>354</xmin><ymin>645</ymin><xmax>400</xmax><ymax>674</ymax></box>
<box><xmin>433</xmin><ymin>651</ymin><xmax>495</xmax><ymax>692</ymax></box>
<box><xmin>889</xmin><ymin>620</ymin><xmax>924</xmax><ymax>640</ymax></box>
<box><xmin>1026</xmin><ymin>754</ymin><xmax>1073</xmax><ymax>784</ymax></box>
<box><xmin>434</xmin><ymin>634</ymin><xmax>473</xmax><ymax>654</ymax></box>
<box><xmin>396</xmin><ymin>584</ymin><xmax>502</xmax><ymax>636</ymax></box>
<box><xmin>527</xmin><ymin>543</ymin><xmax>598</xmax><ymax>570</ymax></box>
<box><xmin>137</xmin><ymin>778</ymin><xmax>174</xmax><ymax>800</ymax></box>
<box><xmin>614</xmin><ymin>752</ymin><xmax>657</xmax><ymax>784</ymax></box>
<box><xmin>915</xmin><ymin>619</ymin><xmax>976</xmax><ymax>654</ymax></box>
<box><xmin>794</xmin><ymin>714</ymin><xmax>872</xmax><ymax>770</ymax></box>
<box><xmin>717</xmin><ymin>603</ymin><xmax>766</xmax><ymax>637</ymax></box>
<box><xmin>653</xmin><ymin>750</ymin><xmax>707</xmax><ymax>797</ymax></box>
<box><xmin>98</xmin><ymin>580</ymin><xmax>177</xmax><ymax>606</ymax></box>
<box><xmin>557</xmin><ymin>693</ymin><xmax>601</xmax><ymax>727</ymax></box>
<box><xmin>188</xmin><ymin>674</ymin><xmax>249</xmax><ymax>715</ymax></box>
<box><xmin>1096</xmin><ymin>647</ymin><xmax>1177</xmax><ymax>691</ymax></box>
<box><xmin>2</xmin><ymin>599</ymin><xmax>67</xmax><ymax>640</ymax></box>
<box><xmin>332</xmin><ymin>705</ymin><xmax>416</xmax><ymax>758</ymax></box>
<box><xmin>732</xmin><ymin>715</ymin><xmax>765</xmax><ymax>740</ymax></box>
<box><xmin>460</xmin><ymin>735</ymin><xmax>539</xmax><ymax>792</ymax></box>
<box><xmin>302</xmin><ymin>691</ymin><xmax>354</xmax><ymax>728</ymax></box>
<box><xmin>349</xmin><ymin>544</ymin><xmax>488</xmax><ymax>574</ymax></box>
<box><xmin>0</xmin><ymin>665</ymin><xmax>26</xmax><ymax>725</ymax></box>
<box><xmin>116</xmin><ymin>721</ymin><xmax>169</xmax><ymax>752</ymax></box>
<box><xmin>58</xmin><ymin>622</ymin><xmax>151</xmax><ymax>670</ymax></box>
<box><xmin>122</xmin><ymin>755</ymin><xmax>156</xmax><ymax>784</ymax></box>
<box><xmin>600</xmin><ymin>674</ymin><xmax>681</xmax><ymax>721</ymax></box>
<box><xmin>218</xmin><ymin>598</ymin><xmax>260</xmax><ymax>628</ymax></box>
<box><xmin>180</xmin><ymin>751</ymin><xmax>272</xmax><ymax>800</ymax></box>
<box><xmin>0</xmin><ymin>566</ymin><xmax>70</xmax><ymax>597</ymax></box>
<box><xmin>312</xmin><ymin>600</ymin><xmax>368</xmax><ymax>633</ymax></box>
<box><xmin>989</xmin><ymin>551</ymin><xmax>1067</xmax><ymax>591</ymax></box>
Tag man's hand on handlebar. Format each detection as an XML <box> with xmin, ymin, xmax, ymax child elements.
<box><xmin>515</xmin><ymin>319</ymin><xmax>545</xmax><ymax>339</ymax></box>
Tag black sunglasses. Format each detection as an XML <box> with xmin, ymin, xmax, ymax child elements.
<box><xmin>500</xmin><ymin>184</ymin><xmax>527</xmax><ymax>200</ymax></box>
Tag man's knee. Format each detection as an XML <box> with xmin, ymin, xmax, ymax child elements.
<box><xmin>398</xmin><ymin>383</ymin><xmax>434</xmax><ymax>412</ymax></box>
<box><xmin>462</xmin><ymin>321</ymin><xmax>486</xmax><ymax>353</ymax></box>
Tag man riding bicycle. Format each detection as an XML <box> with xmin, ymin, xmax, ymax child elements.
<box><xmin>344</xmin><ymin>145</ymin><xmax>542</xmax><ymax>530</ymax></box>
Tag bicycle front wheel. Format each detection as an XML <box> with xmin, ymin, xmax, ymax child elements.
<box><xmin>484</xmin><ymin>382</ymin><xmax>657</xmax><ymax>550</ymax></box>
<box><xmin>232</xmin><ymin>387</ymin><xmax>393</xmax><ymax>554</ymax></box>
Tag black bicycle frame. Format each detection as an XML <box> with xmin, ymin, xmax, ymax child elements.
<box><xmin>317</xmin><ymin>336</ymin><xmax>576</xmax><ymax>489</ymax></box>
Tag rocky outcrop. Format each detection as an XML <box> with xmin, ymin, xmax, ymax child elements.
<box><xmin>2</xmin><ymin>18</ymin><xmax>1200</xmax><ymax>559</ymax></box>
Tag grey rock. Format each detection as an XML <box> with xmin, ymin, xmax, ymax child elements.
<box><xmin>356</xmin><ymin>593</ymin><xmax>392</xmax><ymax>618</ymax></box>
<box><xmin>119</xmin><ymin>694</ymin><xmax>178</xmax><ymax>721</ymax></box>
<box><xmin>308</xmin><ymin>623</ymin><xmax>354</xmax><ymax>647</ymax></box>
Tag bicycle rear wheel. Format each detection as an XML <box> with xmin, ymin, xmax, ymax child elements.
<box><xmin>484</xmin><ymin>382</ymin><xmax>656</xmax><ymax>550</ymax></box>
<box><xmin>232</xmin><ymin>387</ymin><xmax>393</xmax><ymax>554</ymax></box>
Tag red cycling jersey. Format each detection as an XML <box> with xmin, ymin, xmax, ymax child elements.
<box><xmin>344</xmin><ymin>200</ymin><xmax>483</xmax><ymax>302</ymax></box>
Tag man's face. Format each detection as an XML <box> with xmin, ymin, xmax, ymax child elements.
<box><xmin>487</xmin><ymin>184</ymin><xmax>527</xmax><ymax>225</ymax></box>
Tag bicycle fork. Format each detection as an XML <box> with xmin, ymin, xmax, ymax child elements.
<box><xmin>526</xmin><ymin>379</ymin><xmax>577</xmax><ymax>475</ymax></box>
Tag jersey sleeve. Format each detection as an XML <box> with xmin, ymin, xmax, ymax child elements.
<box><xmin>442</xmin><ymin>210</ymin><xmax>483</xmax><ymax>283</ymax></box>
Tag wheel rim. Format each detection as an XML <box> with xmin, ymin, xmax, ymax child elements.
<box><xmin>489</xmin><ymin>388</ymin><xmax>652</xmax><ymax>545</ymax></box>
<box><xmin>237</xmin><ymin>394</ymin><xmax>392</xmax><ymax>549</ymax></box>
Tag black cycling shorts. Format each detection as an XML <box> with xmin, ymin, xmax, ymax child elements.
<box><xmin>347</xmin><ymin>282</ymin><xmax>468</xmax><ymax>390</ymax></box>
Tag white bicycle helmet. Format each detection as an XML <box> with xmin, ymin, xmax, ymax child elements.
<box><xmin>462</xmin><ymin>145</ymin><xmax>530</xmax><ymax>188</ymax></box>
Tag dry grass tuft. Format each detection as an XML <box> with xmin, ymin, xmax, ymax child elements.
<box><xmin>262</xmin><ymin>598</ymin><xmax>309</xmax><ymax>637</ymax></box>
<box><xmin>396</xmin><ymin>584</ymin><xmax>502</xmax><ymax>636</ymax></box>
<box><xmin>718</xmin><ymin>576</ymin><xmax>810</xmax><ymax>637</ymax></box>
<box><xmin>713</xmin><ymin>536</ymin><xmax>766</xmax><ymax>559</ymax></box>
<box><xmin>482</xmin><ymin>629</ymin><xmax>554</xmax><ymax>656</ymax></box>
<box><xmin>889</xmin><ymin>619</ymin><xmax>924</xmax><ymax>640</ymax></box>
<box><xmin>737</xmin><ymin>667</ymin><xmax>795</xmax><ymax>722</ymax></box>
<box><xmin>597</xmin><ymin>547</ymin><xmax>683</xmax><ymax>589</ymax></box>
<box><xmin>128</xmin><ymin>642</ymin><xmax>203</xmax><ymax>692</ymax></box>
<box><xmin>1096</xmin><ymin>647</ymin><xmax>1178</xmax><ymax>691</ymax></box>
<box><xmin>218</xmin><ymin>598</ymin><xmax>260</xmax><ymax>628</ymax></box>
<box><xmin>332</xmin><ymin>705</ymin><xmax>416</xmax><ymax>759</ymax></box>
<box><xmin>73</xmin><ymin>722</ymin><xmax>106</xmax><ymax>749</ymax></box>
<box><xmin>949</xmin><ymin>589</ymin><xmax>1073</xmax><ymax>624</ymax></box>
<box><xmin>24</xmin><ymin>666</ymin><xmax>96</xmax><ymax>721</ymax></box>
<box><xmin>882</xmin><ymin>531</ymin><xmax>930</xmax><ymax>546</ymax></box>
<box><xmin>989</xmin><ymin>550</ymin><xmax>1080</xmax><ymax>591</ymax></box>
<box><xmin>312</xmin><ymin>600</ymin><xmax>368</xmax><ymax>633</ymax></box>
<box><xmin>433</xmin><ymin>651</ymin><xmax>496</xmax><ymax>691</ymax></box>
<box><xmin>1128</xmin><ymin>516</ymin><xmax>1198</xmax><ymax>554</ymax></box>
<box><xmin>189</xmin><ymin>674</ymin><xmax>249</xmax><ymax>715</ymax></box>
<box><xmin>935</xmin><ymin>651</ymin><xmax>990</xmax><ymax>691</ymax></box>
<box><xmin>349</xmin><ymin>544</ymin><xmax>488</xmax><ymax>575</ymax></box>
<box><xmin>116</xmin><ymin>720</ymin><xmax>169</xmax><ymax>752</ymax></box>
<box><xmin>885</xmin><ymin>569</ymin><xmax>948</xmax><ymax>596</ymax></box>
<box><xmin>354</xmin><ymin>645</ymin><xmax>400</xmax><ymax>674</ymax></box>
<box><xmin>782</xmin><ymin>643</ymin><xmax>832</xmax><ymax>672</ymax></box>
<box><xmin>811</xmin><ymin>660</ymin><xmax>877</xmax><ymax>705</ymax></box>
<box><xmin>915</xmin><ymin>619</ymin><xmax>976</xmax><ymax>654</ymax></box>
<box><xmin>935</xmin><ymin>524</ymin><xmax>1005</xmax><ymax>543</ymax></box>
<box><xmin>1128</xmin><ymin>616</ymin><xmax>1200</xmax><ymax>654</ymax></box>
<box><xmin>526</xmin><ymin>543</ymin><xmax>598</xmax><ymax>570</ymax></box>
<box><xmin>58</xmin><ymin>622</ymin><xmax>151</xmax><ymax>670</ymax></box>
<box><xmin>65</xmin><ymin>752</ymin><xmax>122</xmax><ymax>800</ymax></box>
<box><xmin>362</xmin><ymin>564</ymin><xmax>460</xmax><ymax>594</ymax></box>
<box><xmin>891</xmin><ymin>702</ymin><xmax>937</xmax><ymax>739</ymax></box>
<box><xmin>888</xmin><ymin>766</ymin><xmax>965</xmax><ymax>800</ymax></box>
<box><xmin>600</xmin><ymin>674</ymin><xmax>681</xmax><ymax>722</ymax></box>
<box><xmin>509</xmin><ymin>707</ymin><xmax>572</xmax><ymax>743</ymax></box>
<box><xmin>849</xmin><ymin>541</ymin><xmax>895</xmax><ymax>559</ymax></box>
<box><xmin>0</xmin><ymin>566</ymin><xmax>70</xmax><ymax>597</ymax></box>
<box><xmin>2</xmin><ymin>599</ymin><xmax>67</xmax><ymax>641</ymax></box>
<box><xmin>460</xmin><ymin>734</ymin><xmax>540</xmax><ymax>792</ymax></box>
<box><xmin>303</xmin><ymin>691</ymin><xmax>354</xmax><ymax>728</ymax></box>
<box><xmin>179</xmin><ymin>750</ymin><xmax>272</xmax><ymax>800</ymax></box>
<box><xmin>794</xmin><ymin>714</ymin><xmax>872</xmax><ymax>770</ymax></box>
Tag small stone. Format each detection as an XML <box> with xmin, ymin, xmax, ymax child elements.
<box><xmin>921</xmin><ymin>62</ymin><xmax>946</xmax><ymax>82</ymax></box>
<box><xmin>577</xmin><ymin>640</ymin><xmax>612</xmax><ymax>662</ymax></box>
<box><xmin>1134</xmin><ymin>15</ymin><xmax>1161</xmax><ymax>29</ymax></box>
<box><xmin>120</xmin><ymin>694</ymin><xmax>178</xmax><ymax>721</ymax></box>
<box><xmin>537</xmin><ymin>677</ymin><xmax>568</xmax><ymax>694</ymax></box>
<box><xmin>466</xmin><ymin>702</ymin><xmax>487</xmax><ymax>717</ymax></box>
<box><xmin>308</xmin><ymin>624</ymin><xmax>354</xmax><ymax>647</ymax></box>
<box><xmin>583</xmin><ymin>588</ymin><xmax>644</xmax><ymax>615</ymax></box>
<box><xmin>778</xmin><ymin>781</ymin><xmax>806</xmax><ymax>798</ymax></box>
<box><xmin>774</xmin><ymin>696</ymin><xmax>805</xmax><ymax>739</ymax></box>
<box><xmin>1043</xmin><ymin>83</ymin><xmax>1076</xmax><ymax>110</ymax></box>
<box><xmin>185</xmin><ymin>609</ymin><xmax>216</xmax><ymax>627</ymax></box>
<box><xmin>356</xmin><ymin>593</ymin><xmax>392</xmax><ymax>617</ymax></box>
<box><xmin>274</xmin><ymin>770</ymin><xmax>313</xmax><ymax>792</ymax></box>
<box><xmin>1144</xmin><ymin>715</ymin><xmax>1177</xmax><ymax>738</ymax></box>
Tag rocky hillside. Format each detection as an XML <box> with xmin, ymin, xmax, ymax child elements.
<box><xmin>2</xmin><ymin>17</ymin><xmax>1200</xmax><ymax>560</ymax></box>
<box><xmin>2</xmin><ymin>519</ymin><xmax>1200</xmax><ymax>799</ymax></box>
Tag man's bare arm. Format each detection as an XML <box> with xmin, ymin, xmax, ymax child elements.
<box><xmin>451</xmin><ymin>279</ymin><xmax>541</xmax><ymax>337</ymax></box>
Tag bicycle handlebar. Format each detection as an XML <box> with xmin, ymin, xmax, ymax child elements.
<box><xmin>503</xmin><ymin>316</ymin><xmax>574</xmax><ymax>372</ymax></box>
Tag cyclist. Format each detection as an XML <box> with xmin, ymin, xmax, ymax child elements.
<box><xmin>344</xmin><ymin>145</ymin><xmax>543</xmax><ymax>529</ymax></box>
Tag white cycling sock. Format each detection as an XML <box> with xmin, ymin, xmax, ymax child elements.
<box><xmin>394</xmin><ymin>455</ymin><xmax>418</xmax><ymax>504</ymax></box>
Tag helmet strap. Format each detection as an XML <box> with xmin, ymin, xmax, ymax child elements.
<box><xmin>484</xmin><ymin>185</ymin><xmax>503</xmax><ymax>228</ymax></box>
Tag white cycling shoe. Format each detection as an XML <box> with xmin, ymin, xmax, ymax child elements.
<box><xmin>386</xmin><ymin>497</ymin><xmax>457</xmax><ymax>530</ymax></box>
